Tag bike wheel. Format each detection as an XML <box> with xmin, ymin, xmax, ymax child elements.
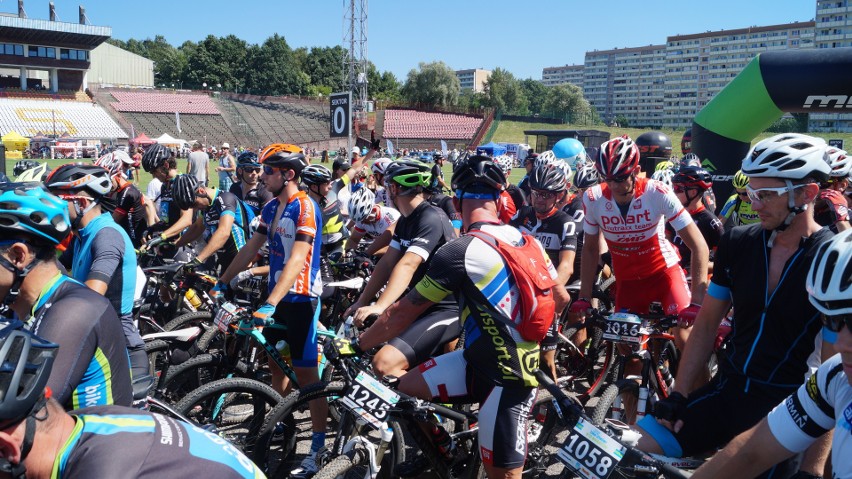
<box><xmin>175</xmin><ymin>377</ymin><xmax>283</xmax><ymax>454</ymax></box>
<box><xmin>164</xmin><ymin>310</ymin><xmax>213</xmax><ymax>331</ymax></box>
<box><xmin>313</xmin><ymin>451</ymin><xmax>360</xmax><ymax>479</ymax></box>
<box><xmin>591</xmin><ymin>380</ymin><xmax>639</xmax><ymax>426</ymax></box>
<box><xmin>144</xmin><ymin>339</ymin><xmax>171</xmax><ymax>381</ymax></box>
<box><xmin>558</xmin><ymin>325</ymin><xmax>615</xmax><ymax>402</ymax></box>
<box><xmin>157</xmin><ymin>352</ymin><xmax>246</xmax><ymax>404</ymax></box>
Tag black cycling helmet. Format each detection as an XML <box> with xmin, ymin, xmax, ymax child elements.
<box><xmin>44</xmin><ymin>164</ymin><xmax>113</xmax><ymax>199</ymax></box>
<box><xmin>385</xmin><ymin>160</ymin><xmax>432</xmax><ymax>188</ymax></box>
<box><xmin>451</xmin><ymin>154</ymin><xmax>505</xmax><ymax>193</ymax></box>
<box><xmin>681</xmin><ymin>128</ymin><xmax>692</xmax><ymax>155</ymax></box>
<box><xmin>259</xmin><ymin>143</ymin><xmax>308</xmax><ymax>175</ymax></box>
<box><xmin>573</xmin><ymin>163</ymin><xmax>600</xmax><ymax>189</ymax></box>
<box><xmin>12</xmin><ymin>160</ymin><xmax>40</xmax><ymax>178</ymax></box>
<box><xmin>0</xmin><ymin>321</ymin><xmax>58</xmax><ymax>424</ymax></box>
<box><xmin>172</xmin><ymin>174</ymin><xmax>200</xmax><ymax>210</ymax></box>
<box><xmin>141</xmin><ymin>144</ymin><xmax>172</xmax><ymax>173</ymax></box>
<box><xmin>236</xmin><ymin>151</ymin><xmax>260</xmax><ymax>169</ymax></box>
<box><xmin>636</xmin><ymin>131</ymin><xmax>673</xmax><ymax>160</ymax></box>
<box><xmin>301</xmin><ymin>164</ymin><xmax>333</xmax><ymax>186</ymax></box>
<box><xmin>673</xmin><ymin>165</ymin><xmax>713</xmax><ymax>191</ymax></box>
<box><xmin>530</xmin><ymin>163</ymin><xmax>567</xmax><ymax>192</ymax></box>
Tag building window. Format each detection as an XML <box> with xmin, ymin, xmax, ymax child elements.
<box><xmin>28</xmin><ymin>46</ymin><xmax>56</xmax><ymax>58</ymax></box>
<box><xmin>2</xmin><ymin>43</ymin><xmax>24</xmax><ymax>56</ymax></box>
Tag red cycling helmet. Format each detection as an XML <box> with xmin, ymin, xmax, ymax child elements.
<box><xmin>596</xmin><ymin>135</ymin><xmax>640</xmax><ymax>180</ymax></box>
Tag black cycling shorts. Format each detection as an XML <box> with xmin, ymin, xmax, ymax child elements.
<box><xmin>388</xmin><ymin>307</ymin><xmax>460</xmax><ymax>367</ymax></box>
<box><xmin>540</xmin><ymin>319</ymin><xmax>560</xmax><ymax>352</ymax></box>
<box><xmin>263</xmin><ymin>298</ymin><xmax>320</xmax><ymax>368</ymax></box>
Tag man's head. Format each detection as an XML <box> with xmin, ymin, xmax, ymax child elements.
<box><xmin>741</xmin><ymin>133</ymin><xmax>830</xmax><ymax>234</ymax></box>
<box><xmin>371</xmin><ymin>158</ymin><xmax>392</xmax><ymax>187</ymax></box>
<box><xmin>635</xmin><ymin>131</ymin><xmax>673</xmax><ymax>172</ymax></box>
<box><xmin>451</xmin><ymin>154</ymin><xmax>505</xmax><ymax>224</ymax></box>
<box><xmin>681</xmin><ymin>128</ymin><xmax>692</xmax><ymax>155</ymax></box>
<box><xmin>573</xmin><ymin>163</ymin><xmax>600</xmax><ymax>193</ymax></box>
<box><xmin>332</xmin><ymin>159</ymin><xmax>351</xmax><ymax>180</ymax></box>
<box><xmin>141</xmin><ymin>144</ymin><xmax>174</xmax><ymax>181</ymax></box>
<box><xmin>524</xmin><ymin>153</ymin><xmax>537</xmax><ymax>173</ymax></box>
<box><xmin>807</xmin><ymin>228</ymin><xmax>852</xmax><ymax>383</ymax></box>
<box><xmin>192</xmin><ymin>142</ymin><xmax>202</xmax><ymax>151</ymax></box>
<box><xmin>259</xmin><ymin>143</ymin><xmax>308</xmax><ymax>197</ymax></box>
<box><xmin>433</xmin><ymin>152</ymin><xmax>445</xmax><ymax>166</ymax></box>
<box><xmin>301</xmin><ymin>164</ymin><xmax>333</xmax><ymax>200</ymax></box>
<box><xmin>236</xmin><ymin>151</ymin><xmax>261</xmax><ymax>185</ymax></box>
<box><xmin>529</xmin><ymin>163</ymin><xmax>567</xmax><ymax>217</ymax></box>
<box><xmin>383</xmin><ymin>160</ymin><xmax>432</xmax><ymax>208</ymax></box>
<box><xmin>732</xmin><ymin>170</ymin><xmax>751</xmax><ymax>204</ymax></box>
<box><xmin>596</xmin><ymin>135</ymin><xmax>641</xmax><ymax>200</ymax></box>
<box><xmin>94</xmin><ymin>150</ymin><xmax>133</xmax><ymax>183</ymax></box>
<box><xmin>552</xmin><ymin>138</ymin><xmax>588</xmax><ymax>167</ymax></box>
<box><xmin>351</xmin><ymin>146</ymin><xmax>362</xmax><ymax>162</ymax></box>
<box><xmin>221</xmin><ymin>142</ymin><xmax>230</xmax><ymax>152</ymax></box>
<box><xmin>672</xmin><ymin>166</ymin><xmax>713</xmax><ymax>208</ymax></box>
<box><xmin>825</xmin><ymin>147</ymin><xmax>852</xmax><ymax>193</ymax></box>
<box><xmin>44</xmin><ymin>164</ymin><xmax>113</xmax><ymax>229</ymax></box>
<box><xmin>171</xmin><ymin>174</ymin><xmax>211</xmax><ymax>211</ymax></box>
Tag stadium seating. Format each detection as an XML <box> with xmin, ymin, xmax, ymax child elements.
<box><xmin>0</xmin><ymin>98</ymin><xmax>126</xmax><ymax>139</ymax></box>
<box><xmin>382</xmin><ymin>109</ymin><xmax>483</xmax><ymax>140</ymax></box>
<box><xmin>120</xmin><ymin>112</ymin><xmax>233</xmax><ymax>145</ymax></box>
<box><xmin>110</xmin><ymin>91</ymin><xmax>220</xmax><ymax>115</ymax></box>
<box><xmin>223</xmin><ymin>95</ymin><xmax>330</xmax><ymax>145</ymax></box>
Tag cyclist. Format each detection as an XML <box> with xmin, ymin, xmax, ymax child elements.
<box><xmin>636</xmin><ymin>131</ymin><xmax>674</xmax><ymax>175</ymax></box>
<box><xmin>45</xmin><ymin>164</ymin><xmax>148</xmax><ymax>383</ymax></box>
<box><xmin>95</xmin><ymin>150</ymin><xmax>154</xmax><ymax>248</ymax></box>
<box><xmin>345</xmin><ymin>187</ymin><xmax>399</xmax><ymax>257</ymax></box>
<box><xmin>719</xmin><ymin>169</ymin><xmax>761</xmax><ymax>230</ymax></box>
<box><xmin>640</xmin><ymin>134</ymin><xmax>834</xmax><ymax>475</ymax></box>
<box><xmin>691</xmin><ymin>229</ymin><xmax>852</xmax><ymax>479</ymax></box>
<box><xmin>0</xmin><ymin>322</ymin><xmax>265</xmax><ymax>478</ymax></box>
<box><xmin>517</xmin><ymin>152</ymin><xmax>537</xmax><ymax>199</ymax></box>
<box><xmin>302</xmin><ymin>164</ymin><xmax>349</xmax><ymax>256</ymax></box>
<box><xmin>0</xmin><ymin>183</ymin><xmax>133</xmax><ymax>409</ymax></box>
<box><xmin>430</xmin><ymin>152</ymin><xmax>450</xmax><ymax>193</ymax></box>
<box><xmin>229</xmin><ymin>151</ymin><xmax>273</xmax><ymax>216</ymax></box>
<box><xmin>171</xmin><ymin>174</ymin><xmax>253</xmax><ymax>275</ymax></box>
<box><xmin>681</xmin><ymin>128</ymin><xmax>692</xmax><ymax>155</ymax></box>
<box><xmin>424</xmin><ymin>161</ymin><xmax>463</xmax><ymax>236</ymax></box>
<box><xmin>670</xmin><ymin>166</ymin><xmax>724</xmax><ymax>270</ymax></box>
<box><xmin>510</xmin><ymin>163</ymin><xmax>577</xmax><ymax>380</ymax></box>
<box><xmin>140</xmin><ymin>144</ymin><xmax>194</xmax><ymax>246</ymax></box>
<box><xmin>12</xmin><ymin>159</ymin><xmax>40</xmax><ymax>178</ymax></box>
<box><xmin>814</xmin><ymin>146</ymin><xmax>851</xmax><ymax>232</ymax></box>
<box><xmin>338</xmin><ymin>154</ymin><xmax>567</xmax><ymax>479</ymax></box>
<box><xmin>216</xmin><ymin>144</ymin><xmax>326</xmax><ymax>477</ymax></box>
<box><xmin>371</xmin><ymin>157</ymin><xmax>393</xmax><ymax>206</ymax></box>
<box><xmin>494</xmin><ymin>154</ymin><xmax>527</xmax><ymax>209</ymax></box>
<box><xmin>346</xmin><ymin>159</ymin><xmax>459</xmax><ymax>379</ymax></box>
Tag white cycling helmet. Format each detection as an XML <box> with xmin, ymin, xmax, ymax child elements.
<box><xmin>348</xmin><ymin>187</ymin><xmax>376</xmax><ymax>223</ymax></box>
<box><xmin>95</xmin><ymin>150</ymin><xmax>132</xmax><ymax>178</ymax></box>
<box><xmin>807</xmin><ymin>228</ymin><xmax>852</xmax><ymax>315</ymax></box>
<box><xmin>493</xmin><ymin>155</ymin><xmax>513</xmax><ymax>177</ymax></box>
<box><xmin>651</xmin><ymin>168</ymin><xmax>676</xmax><ymax>189</ymax></box>
<box><xmin>534</xmin><ymin>150</ymin><xmax>559</xmax><ymax>169</ymax></box>
<box><xmin>826</xmin><ymin>147</ymin><xmax>852</xmax><ymax>179</ymax></box>
<box><xmin>371</xmin><ymin>158</ymin><xmax>393</xmax><ymax>176</ymax></box>
<box><xmin>741</xmin><ymin>134</ymin><xmax>831</xmax><ymax>182</ymax></box>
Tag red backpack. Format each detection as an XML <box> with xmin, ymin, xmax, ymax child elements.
<box><xmin>468</xmin><ymin>230</ymin><xmax>557</xmax><ymax>342</ymax></box>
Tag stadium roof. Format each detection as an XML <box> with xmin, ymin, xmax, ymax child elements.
<box><xmin>0</xmin><ymin>16</ymin><xmax>111</xmax><ymax>49</ymax></box>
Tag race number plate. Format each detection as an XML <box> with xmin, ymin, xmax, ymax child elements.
<box><xmin>340</xmin><ymin>372</ymin><xmax>400</xmax><ymax>430</ymax></box>
<box><xmin>601</xmin><ymin>312</ymin><xmax>643</xmax><ymax>344</ymax></box>
<box><xmin>214</xmin><ymin>302</ymin><xmax>240</xmax><ymax>333</ymax></box>
<box><xmin>556</xmin><ymin>418</ymin><xmax>626</xmax><ymax>479</ymax></box>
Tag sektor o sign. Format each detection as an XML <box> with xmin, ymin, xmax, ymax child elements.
<box><xmin>330</xmin><ymin>92</ymin><xmax>351</xmax><ymax>138</ymax></box>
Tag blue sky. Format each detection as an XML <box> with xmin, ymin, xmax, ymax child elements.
<box><xmin>10</xmin><ymin>0</ymin><xmax>816</xmax><ymax>80</ymax></box>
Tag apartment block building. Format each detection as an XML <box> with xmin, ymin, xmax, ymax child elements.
<box><xmin>810</xmin><ymin>0</ymin><xmax>852</xmax><ymax>131</ymax></box>
<box><xmin>541</xmin><ymin>64</ymin><xmax>584</xmax><ymax>88</ymax></box>
<box><xmin>455</xmin><ymin>68</ymin><xmax>491</xmax><ymax>93</ymax></box>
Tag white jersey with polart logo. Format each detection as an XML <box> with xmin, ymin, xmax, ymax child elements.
<box><xmin>353</xmin><ymin>206</ymin><xmax>400</xmax><ymax>238</ymax></box>
<box><xmin>582</xmin><ymin>177</ymin><xmax>692</xmax><ymax>279</ymax></box>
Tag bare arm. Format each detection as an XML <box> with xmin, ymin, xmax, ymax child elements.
<box><xmin>364</xmin><ymin>229</ymin><xmax>394</xmax><ymax>256</ymax></box>
<box><xmin>359</xmin><ymin>288</ymin><xmax>434</xmax><ymax>350</ymax></box>
<box><xmin>344</xmin><ymin>229</ymin><xmax>366</xmax><ymax>255</ymax></box>
<box><xmin>85</xmin><ymin>279</ymin><xmax>108</xmax><ymax>295</ymax></box>
<box><xmin>555</xmin><ymin>250</ymin><xmax>575</xmax><ymax>287</ymax></box>
<box><xmin>673</xmin><ymin>295</ymin><xmax>730</xmax><ymax>397</ymax></box>
<box><xmin>372</xmin><ymin>251</ymin><xmax>422</xmax><ymax>310</ymax></box>
<box><xmin>265</xmin><ymin>240</ymin><xmax>311</xmax><ymax>306</ymax></box>
<box><xmin>173</xmin><ymin>215</ymin><xmax>204</xmax><ymax>248</ymax></box>
<box><xmin>160</xmin><ymin>207</ymin><xmax>195</xmax><ymax>240</ymax></box>
<box><xmin>677</xmin><ymin>222</ymin><xmax>709</xmax><ymax>303</ymax></box>
<box><xmin>347</xmin><ymin>247</ymin><xmax>402</xmax><ymax>312</ymax></box>
<box><xmin>691</xmin><ymin>419</ymin><xmax>796</xmax><ymax>479</ymax></box>
<box><xmin>195</xmin><ymin>214</ymin><xmax>235</xmax><ymax>262</ymax></box>
<box><xmin>578</xmin><ymin>230</ymin><xmax>601</xmax><ymax>299</ymax></box>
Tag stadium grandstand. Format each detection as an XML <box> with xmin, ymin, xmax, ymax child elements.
<box><xmin>380</xmin><ymin>107</ymin><xmax>487</xmax><ymax>149</ymax></box>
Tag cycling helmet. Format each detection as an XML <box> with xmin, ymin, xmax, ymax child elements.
<box><xmin>732</xmin><ymin>170</ymin><xmax>750</xmax><ymax>189</ymax></box>
<box><xmin>596</xmin><ymin>135</ymin><xmax>640</xmax><ymax>179</ymax></box>
<box><xmin>0</xmin><ymin>182</ymin><xmax>71</xmax><ymax>244</ymax></box>
<box><xmin>573</xmin><ymin>163</ymin><xmax>600</xmax><ymax>189</ymax></box>
<box><xmin>655</xmin><ymin>160</ymin><xmax>676</xmax><ymax>172</ymax></box>
<box><xmin>385</xmin><ymin>160</ymin><xmax>432</xmax><ymax>188</ymax></box>
<box><xmin>45</xmin><ymin>164</ymin><xmax>112</xmax><ymax>198</ymax></box>
<box><xmin>826</xmin><ymin>147</ymin><xmax>852</xmax><ymax>178</ymax></box>
<box><xmin>0</xmin><ymin>321</ymin><xmax>58</xmax><ymax>423</ymax></box>
<box><xmin>95</xmin><ymin>150</ymin><xmax>133</xmax><ymax>178</ymax></box>
<box><xmin>636</xmin><ymin>131</ymin><xmax>673</xmax><ymax>160</ymax></box>
<box><xmin>348</xmin><ymin>187</ymin><xmax>376</xmax><ymax>223</ymax></box>
<box><xmin>530</xmin><ymin>164</ymin><xmax>567</xmax><ymax>192</ymax></box>
<box><xmin>680</xmin><ymin>153</ymin><xmax>701</xmax><ymax>168</ymax></box>
<box><xmin>172</xmin><ymin>174</ymin><xmax>200</xmax><ymax>210</ymax></box>
<box><xmin>552</xmin><ymin>138</ymin><xmax>588</xmax><ymax>166</ymax></box>
<box><xmin>681</xmin><ymin>128</ymin><xmax>692</xmax><ymax>155</ymax></box>
<box><xmin>236</xmin><ymin>151</ymin><xmax>261</xmax><ymax>169</ymax></box>
<box><xmin>259</xmin><ymin>143</ymin><xmax>308</xmax><ymax>174</ymax></box>
<box><xmin>452</xmin><ymin>154</ymin><xmax>506</xmax><ymax>193</ymax></box>
<box><xmin>651</xmin><ymin>168</ymin><xmax>676</xmax><ymax>189</ymax></box>
<box><xmin>741</xmin><ymin>133</ymin><xmax>831</xmax><ymax>182</ymax></box>
<box><xmin>371</xmin><ymin>158</ymin><xmax>393</xmax><ymax>176</ymax></box>
<box><xmin>493</xmin><ymin>155</ymin><xmax>513</xmax><ymax>177</ymax></box>
<box><xmin>12</xmin><ymin>160</ymin><xmax>39</xmax><ymax>178</ymax></box>
<box><xmin>0</xmin><ymin>173</ymin><xmax>8</xmax><ymax>184</ymax></box>
<box><xmin>13</xmin><ymin>163</ymin><xmax>49</xmax><ymax>183</ymax></box>
<box><xmin>301</xmin><ymin>164</ymin><xmax>333</xmax><ymax>186</ymax></box>
<box><xmin>433</xmin><ymin>152</ymin><xmax>445</xmax><ymax>161</ymax></box>
<box><xmin>141</xmin><ymin>144</ymin><xmax>172</xmax><ymax>173</ymax></box>
<box><xmin>535</xmin><ymin>150</ymin><xmax>559</xmax><ymax>169</ymax></box>
<box><xmin>673</xmin><ymin>166</ymin><xmax>713</xmax><ymax>191</ymax></box>
<box><xmin>807</xmin><ymin>228</ymin><xmax>852</xmax><ymax>315</ymax></box>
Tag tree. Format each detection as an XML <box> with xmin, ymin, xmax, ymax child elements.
<box><xmin>482</xmin><ymin>68</ymin><xmax>528</xmax><ymax>115</ymax></box>
<box><xmin>542</xmin><ymin>83</ymin><xmax>592</xmax><ymax>123</ymax></box>
<box><xmin>457</xmin><ymin>89</ymin><xmax>486</xmax><ymax>111</ymax></box>
<box><xmin>183</xmin><ymin>35</ymin><xmax>249</xmax><ymax>92</ymax></box>
<box><xmin>520</xmin><ymin>78</ymin><xmax>549</xmax><ymax>116</ymax></box>
<box><xmin>244</xmin><ymin>34</ymin><xmax>310</xmax><ymax>96</ymax></box>
<box><xmin>367</xmin><ymin>63</ymin><xmax>401</xmax><ymax>102</ymax></box>
<box><xmin>401</xmin><ymin>61</ymin><xmax>460</xmax><ymax>108</ymax></box>
<box><xmin>304</xmin><ymin>46</ymin><xmax>346</xmax><ymax>92</ymax></box>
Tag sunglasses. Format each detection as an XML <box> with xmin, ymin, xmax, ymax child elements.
<box><xmin>736</xmin><ymin>190</ymin><xmax>749</xmax><ymax>198</ymax></box>
<box><xmin>673</xmin><ymin>185</ymin><xmax>694</xmax><ymax>193</ymax></box>
<box><xmin>605</xmin><ymin>174</ymin><xmax>631</xmax><ymax>184</ymax></box>
<box><xmin>243</xmin><ymin>167</ymin><xmax>261</xmax><ymax>173</ymax></box>
<box><xmin>262</xmin><ymin>165</ymin><xmax>278</xmax><ymax>176</ymax></box>
<box><xmin>531</xmin><ymin>190</ymin><xmax>558</xmax><ymax>200</ymax></box>
<box><xmin>822</xmin><ymin>313</ymin><xmax>852</xmax><ymax>333</ymax></box>
<box><xmin>745</xmin><ymin>184</ymin><xmax>808</xmax><ymax>204</ymax></box>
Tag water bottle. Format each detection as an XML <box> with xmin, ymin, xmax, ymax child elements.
<box><xmin>637</xmin><ymin>387</ymin><xmax>649</xmax><ymax>420</ymax></box>
<box><xmin>429</xmin><ymin>420</ymin><xmax>456</xmax><ymax>460</ymax></box>
<box><xmin>184</xmin><ymin>288</ymin><xmax>202</xmax><ymax>309</ymax></box>
<box><xmin>275</xmin><ymin>340</ymin><xmax>292</xmax><ymax>364</ymax></box>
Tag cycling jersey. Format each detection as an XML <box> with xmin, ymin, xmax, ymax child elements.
<box><xmin>353</xmin><ymin>206</ymin><xmax>400</xmax><ymax>237</ymax></box>
<box><xmin>156</xmin><ymin>178</ymin><xmax>182</xmax><ymax>226</ymax></box>
<box><xmin>319</xmin><ymin>197</ymin><xmax>349</xmax><ymax>252</ymax></box>
<box><xmin>429</xmin><ymin>163</ymin><xmax>444</xmax><ymax>192</ymax></box>
<box><xmin>375</xmin><ymin>186</ymin><xmax>388</xmax><ymax>206</ymax></box>
<box><xmin>510</xmin><ymin>206</ymin><xmax>577</xmax><ymax>265</ymax></box>
<box><xmin>672</xmin><ymin>204</ymin><xmax>724</xmax><ymax>268</ymax></box>
<box><xmin>415</xmin><ymin>222</ymin><xmax>556</xmax><ymax>388</ymax></box>
<box><xmin>583</xmin><ymin>177</ymin><xmax>692</xmax><ymax>280</ymax></box>
<box><xmin>428</xmin><ymin>193</ymin><xmax>462</xmax><ymax>230</ymax></box>
<box><xmin>28</xmin><ymin>274</ymin><xmax>133</xmax><ymax>409</ymax></box>
<box><xmin>257</xmin><ymin>190</ymin><xmax>323</xmax><ymax>299</ymax></box>
<box><xmin>518</xmin><ymin>175</ymin><xmax>531</xmax><ymax>198</ymax></box>
<box><xmin>331</xmin><ymin>175</ymin><xmax>353</xmax><ymax>216</ymax></box>
<box><xmin>389</xmin><ymin>201</ymin><xmax>456</xmax><ymax>291</ymax></box>
<box><xmin>111</xmin><ymin>177</ymin><xmax>147</xmax><ymax>248</ymax></box>
<box><xmin>55</xmin><ymin>406</ymin><xmax>264</xmax><ymax>478</ymax></box>
<box><xmin>229</xmin><ymin>181</ymin><xmax>273</xmax><ymax>216</ymax></box>
<box><xmin>202</xmin><ymin>189</ymin><xmax>253</xmax><ymax>270</ymax></box>
<box><xmin>719</xmin><ymin>193</ymin><xmax>760</xmax><ymax>228</ymax></box>
<box><xmin>709</xmin><ymin>224</ymin><xmax>833</xmax><ymax>389</ymax></box>
<box><xmin>498</xmin><ymin>189</ymin><xmax>517</xmax><ymax>224</ymax></box>
<box><xmin>506</xmin><ymin>184</ymin><xmax>527</xmax><ymax>209</ymax></box>
<box><xmin>562</xmin><ymin>193</ymin><xmax>585</xmax><ymax>283</ymax></box>
<box><xmin>766</xmin><ymin>354</ymin><xmax>851</xmax><ymax>479</ymax></box>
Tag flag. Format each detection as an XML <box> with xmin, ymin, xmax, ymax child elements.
<box><xmin>440</xmin><ymin>140</ymin><xmax>448</xmax><ymax>157</ymax></box>
<box><xmin>175</xmin><ymin>112</ymin><xmax>181</xmax><ymax>134</ymax></box>
<box><xmin>386</xmin><ymin>139</ymin><xmax>394</xmax><ymax>155</ymax></box>
<box><xmin>130</xmin><ymin>123</ymin><xmax>136</xmax><ymax>140</ymax></box>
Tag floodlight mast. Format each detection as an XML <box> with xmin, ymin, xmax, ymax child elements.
<box><xmin>343</xmin><ymin>0</ymin><xmax>369</xmax><ymax>149</ymax></box>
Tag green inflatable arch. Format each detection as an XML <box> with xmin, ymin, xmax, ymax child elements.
<box><xmin>691</xmin><ymin>47</ymin><xmax>852</xmax><ymax>201</ymax></box>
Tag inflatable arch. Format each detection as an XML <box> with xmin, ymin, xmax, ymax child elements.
<box><xmin>691</xmin><ymin>47</ymin><xmax>852</xmax><ymax>201</ymax></box>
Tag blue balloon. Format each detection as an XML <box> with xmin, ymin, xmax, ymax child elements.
<box><xmin>553</xmin><ymin>138</ymin><xmax>587</xmax><ymax>166</ymax></box>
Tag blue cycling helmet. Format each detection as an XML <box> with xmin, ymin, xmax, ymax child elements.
<box><xmin>237</xmin><ymin>151</ymin><xmax>260</xmax><ymax>169</ymax></box>
<box><xmin>552</xmin><ymin>138</ymin><xmax>587</xmax><ymax>166</ymax></box>
<box><xmin>0</xmin><ymin>182</ymin><xmax>71</xmax><ymax>245</ymax></box>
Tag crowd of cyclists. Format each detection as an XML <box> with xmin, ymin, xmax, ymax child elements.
<box><xmin>0</xmin><ymin>126</ymin><xmax>849</xmax><ymax>479</ymax></box>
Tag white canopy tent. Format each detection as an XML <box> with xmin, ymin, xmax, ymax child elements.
<box><xmin>154</xmin><ymin>133</ymin><xmax>188</xmax><ymax>148</ymax></box>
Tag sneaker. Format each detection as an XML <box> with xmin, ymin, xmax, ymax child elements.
<box><xmin>394</xmin><ymin>454</ymin><xmax>431</xmax><ymax>478</ymax></box>
<box><xmin>290</xmin><ymin>453</ymin><xmax>319</xmax><ymax>479</ymax></box>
